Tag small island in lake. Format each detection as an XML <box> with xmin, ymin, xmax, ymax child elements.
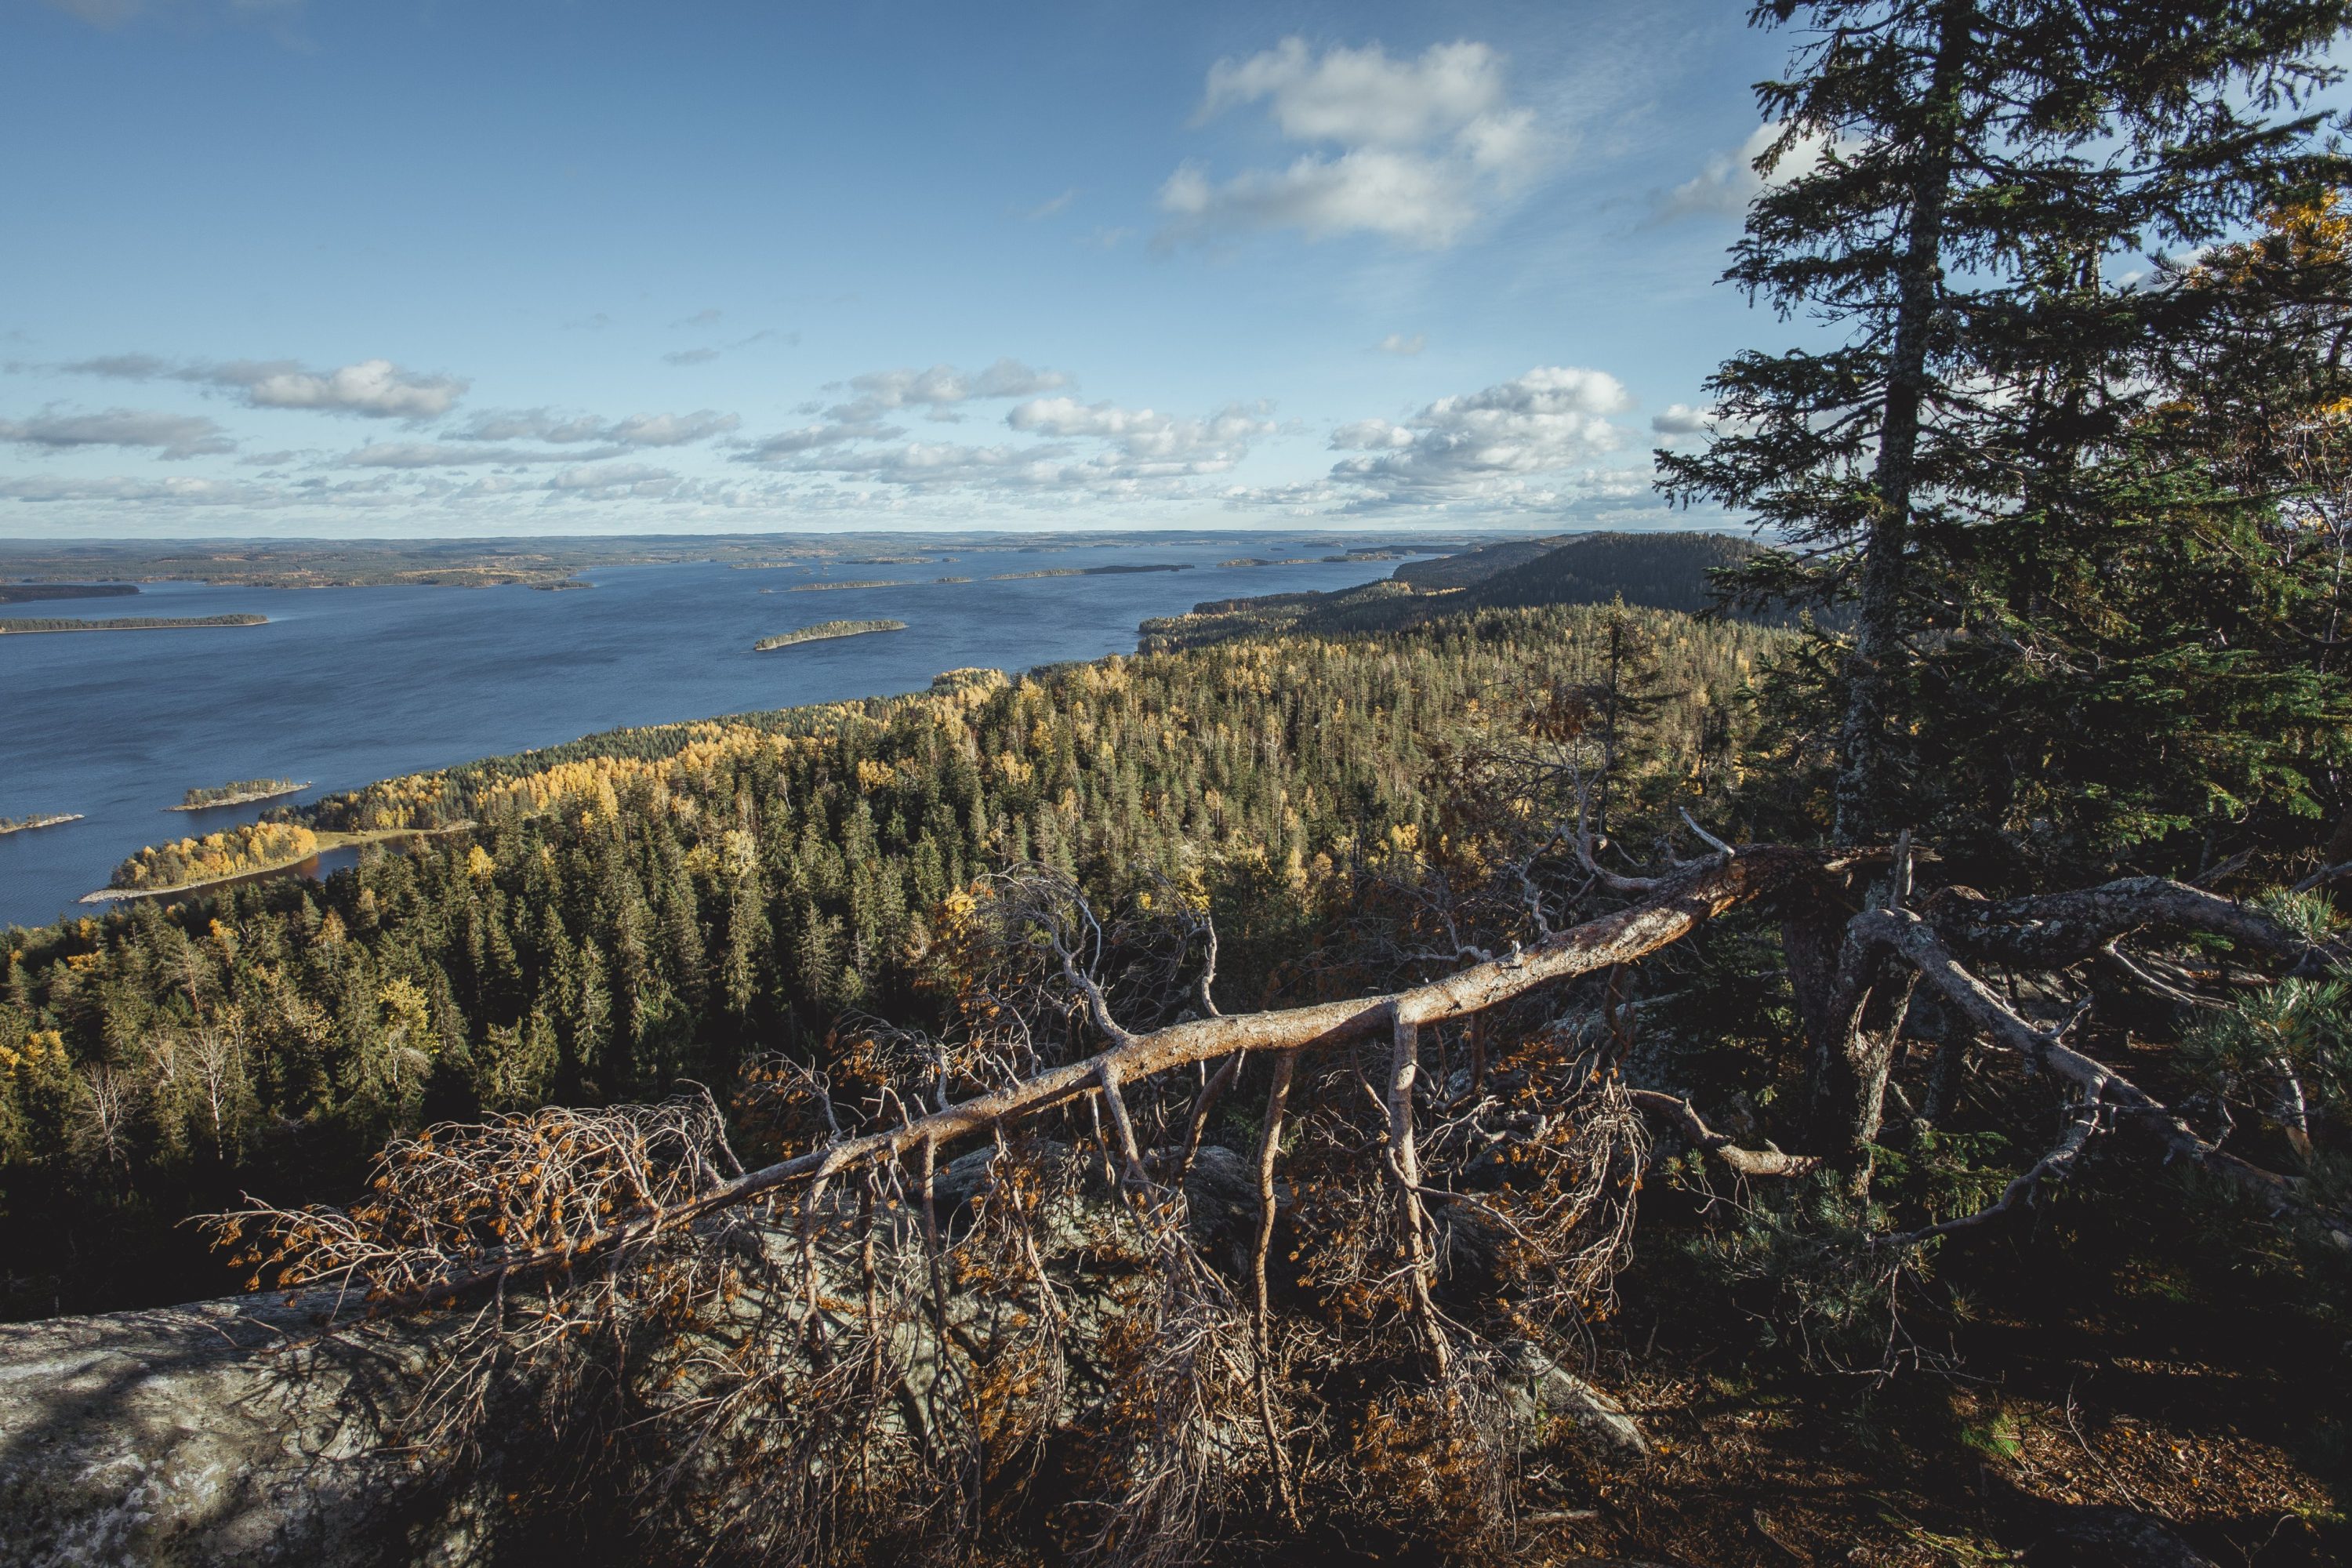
<box><xmin>787</xmin><ymin>579</ymin><xmax>901</xmax><ymax>592</ymax></box>
<box><xmin>987</xmin><ymin>563</ymin><xmax>1193</xmax><ymax>580</ymax></box>
<box><xmin>171</xmin><ymin>778</ymin><xmax>311</xmax><ymax>811</ymax></box>
<box><xmin>0</xmin><ymin>811</ymin><xmax>83</xmax><ymax>837</ymax></box>
<box><xmin>753</xmin><ymin>619</ymin><xmax>907</xmax><ymax>651</ymax></box>
<box><xmin>0</xmin><ymin>614</ymin><xmax>266</xmax><ymax>634</ymax></box>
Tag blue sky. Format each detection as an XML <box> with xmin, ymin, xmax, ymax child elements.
<box><xmin>2</xmin><ymin>0</ymin><xmax>1827</xmax><ymax>536</ymax></box>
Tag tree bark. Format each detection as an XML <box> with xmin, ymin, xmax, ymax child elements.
<box><xmin>1833</xmin><ymin>0</ymin><xmax>1978</xmax><ymax>845</ymax></box>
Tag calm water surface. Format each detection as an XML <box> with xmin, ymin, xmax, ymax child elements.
<box><xmin>0</xmin><ymin>537</ymin><xmax>1399</xmax><ymax>928</ymax></box>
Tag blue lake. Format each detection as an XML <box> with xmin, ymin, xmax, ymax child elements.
<box><xmin>0</xmin><ymin>535</ymin><xmax>1404</xmax><ymax>930</ymax></box>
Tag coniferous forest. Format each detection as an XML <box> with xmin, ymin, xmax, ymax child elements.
<box><xmin>9</xmin><ymin>2</ymin><xmax>2352</xmax><ymax>1565</ymax></box>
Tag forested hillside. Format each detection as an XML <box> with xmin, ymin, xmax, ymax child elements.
<box><xmin>0</xmin><ymin>603</ymin><xmax>1773</xmax><ymax>1316</ymax></box>
<box><xmin>1141</xmin><ymin>529</ymin><xmax>1772</xmax><ymax>651</ymax></box>
<box><xmin>10</xmin><ymin>2</ymin><xmax>2352</xmax><ymax>1563</ymax></box>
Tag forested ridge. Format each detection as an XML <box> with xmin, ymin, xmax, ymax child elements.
<box><xmin>0</xmin><ymin>604</ymin><xmax>1773</xmax><ymax>1317</ymax></box>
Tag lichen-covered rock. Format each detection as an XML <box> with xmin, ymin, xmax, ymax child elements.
<box><xmin>0</xmin><ymin>1291</ymin><xmax>484</xmax><ymax>1567</ymax></box>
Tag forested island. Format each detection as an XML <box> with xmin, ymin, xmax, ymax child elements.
<box><xmin>172</xmin><ymin>778</ymin><xmax>310</xmax><ymax>811</ymax></box>
<box><xmin>0</xmin><ymin>613</ymin><xmax>265</xmax><ymax>634</ymax></box>
<box><xmin>786</xmin><ymin>579</ymin><xmax>900</xmax><ymax>592</ymax></box>
<box><xmin>752</xmin><ymin>619</ymin><xmax>907</xmax><ymax>651</ymax></box>
<box><xmin>0</xmin><ymin>582</ymin><xmax>136</xmax><ymax>604</ymax></box>
<box><xmin>987</xmin><ymin>562</ymin><xmax>1192</xmax><ymax>579</ymax></box>
<box><xmin>0</xmin><ymin>811</ymin><xmax>81</xmax><ymax>837</ymax></box>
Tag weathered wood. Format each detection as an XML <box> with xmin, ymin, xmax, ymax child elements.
<box><xmin>361</xmin><ymin>845</ymin><xmax>1883</xmax><ymax>1319</ymax></box>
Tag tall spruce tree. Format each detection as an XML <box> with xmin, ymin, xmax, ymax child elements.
<box><xmin>1660</xmin><ymin>0</ymin><xmax>2352</xmax><ymax>845</ymax></box>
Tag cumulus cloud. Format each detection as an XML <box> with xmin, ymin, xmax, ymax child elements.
<box><xmin>1654</xmin><ymin>122</ymin><xmax>1849</xmax><ymax>223</ymax></box>
<box><xmin>59</xmin><ymin>352</ymin><xmax>468</xmax><ymax>419</ymax></box>
<box><xmin>1650</xmin><ymin>402</ymin><xmax>1717</xmax><ymax>435</ymax></box>
<box><xmin>447</xmin><ymin>408</ymin><xmax>739</xmax><ymax>448</ymax></box>
<box><xmin>0</xmin><ymin>407</ymin><xmax>234</xmax><ymax>459</ymax></box>
<box><xmin>1377</xmin><ymin>333</ymin><xmax>1426</xmax><ymax>356</ymax></box>
<box><xmin>231</xmin><ymin>358</ymin><xmax>466</xmax><ymax>418</ymax></box>
<box><xmin>1161</xmin><ymin>38</ymin><xmax>1542</xmax><ymax>249</ymax></box>
<box><xmin>1007</xmin><ymin>397</ymin><xmax>1275</xmax><ymax>470</ymax></box>
<box><xmin>1316</xmin><ymin>365</ymin><xmax>1636</xmax><ymax>510</ymax></box>
<box><xmin>546</xmin><ymin>462</ymin><xmax>684</xmax><ymax>496</ymax></box>
<box><xmin>737</xmin><ymin>379</ymin><xmax>1275</xmax><ymax>503</ymax></box>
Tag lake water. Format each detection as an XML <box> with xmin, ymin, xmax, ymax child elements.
<box><xmin>0</xmin><ymin>535</ymin><xmax>1405</xmax><ymax>930</ymax></box>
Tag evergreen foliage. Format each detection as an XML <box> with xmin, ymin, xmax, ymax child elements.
<box><xmin>1660</xmin><ymin>0</ymin><xmax>2352</xmax><ymax>843</ymax></box>
<box><xmin>0</xmin><ymin>603</ymin><xmax>1776</xmax><ymax>1316</ymax></box>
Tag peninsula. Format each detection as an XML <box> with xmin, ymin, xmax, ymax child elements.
<box><xmin>0</xmin><ymin>614</ymin><xmax>266</xmax><ymax>634</ymax></box>
<box><xmin>0</xmin><ymin>812</ymin><xmax>82</xmax><ymax>837</ymax></box>
<box><xmin>84</xmin><ymin>820</ymin><xmax>474</xmax><ymax>904</ymax></box>
<box><xmin>753</xmin><ymin>619</ymin><xmax>906</xmax><ymax>651</ymax></box>
<box><xmin>171</xmin><ymin>779</ymin><xmax>311</xmax><ymax>811</ymax></box>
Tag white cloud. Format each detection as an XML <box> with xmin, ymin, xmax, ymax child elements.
<box><xmin>1023</xmin><ymin>189</ymin><xmax>1078</xmax><ymax>220</ymax></box>
<box><xmin>1005</xmin><ymin>396</ymin><xmax>1273</xmax><ymax>466</ymax></box>
<box><xmin>1655</xmin><ymin>122</ymin><xmax>1847</xmax><ymax>223</ymax></box>
<box><xmin>737</xmin><ymin>383</ymin><xmax>1276</xmax><ymax>503</ymax></box>
<box><xmin>663</xmin><ymin>347</ymin><xmax>721</xmax><ymax>366</ymax></box>
<box><xmin>826</xmin><ymin>358</ymin><xmax>1069</xmax><ymax>423</ymax></box>
<box><xmin>0</xmin><ymin>407</ymin><xmax>234</xmax><ymax>459</ymax></box>
<box><xmin>447</xmin><ymin>408</ymin><xmax>739</xmax><ymax>447</ymax></box>
<box><xmin>1197</xmin><ymin>37</ymin><xmax>1511</xmax><ymax>149</ymax></box>
<box><xmin>547</xmin><ymin>462</ymin><xmax>681</xmax><ymax>495</ymax></box>
<box><xmin>60</xmin><ymin>352</ymin><xmax>468</xmax><ymax>419</ymax></box>
<box><xmin>0</xmin><ymin>473</ymin><xmax>259</xmax><ymax>504</ymax></box>
<box><xmin>735</xmin><ymin>420</ymin><xmax>907</xmax><ymax>462</ymax></box>
<box><xmin>1315</xmin><ymin>365</ymin><xmax>1636</xmax><ymax>510</ymax></box>
<box><xmin>339</xmin><ymin>441</ymin><xmax>630</xmax><ymax>469</ymax></box>
<box><xmin>1160</xmin><ymin>151</ymin><xmax>1481</xmax><ymax>248</ymax></box>
<box><xmin>672</xmin><ymin>308</ymin><xmax>724</xmax><ymax>329</ymax></box>
<box><xmin>1377</xmin><ymin>333</ymin><xmax>1426</xmax><ymax>356</ymax></box>
<box><xmin>230</xmin><ymin>358</ymin><xmax>465</xmax><ymax>419</ymax></box>
<box><xmin>1330</xmin><ymin>418</ymin><xmax>1416</xmax><ymax>449</ymax></box>
<box><xmin>1162</xmin><ymin>38</ymin><xmax>1543</xmax><ymax>249</ymax></box>
<box><xmin>1650</xmin><ymin>402</ymin><xmax>1717</xmax><ymax>435</ymax></box>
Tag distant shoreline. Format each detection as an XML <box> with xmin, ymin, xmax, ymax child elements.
<box><xmin>0</xmin><ymin>615</ymin><xmax>267</xmax><ymax>635</ymax></box>
<box><xmin>0</xmin><ymin>583</ymin><xmax>139</xmax><ymax>605</ymax></box>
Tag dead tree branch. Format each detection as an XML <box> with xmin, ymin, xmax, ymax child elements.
<box><xmin>263</xmin><ymin>844</ymin><xmax>1886</xmax><ymax>1323</ymax></box>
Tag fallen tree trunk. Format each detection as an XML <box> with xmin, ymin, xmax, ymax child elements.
<box><xmin>373</xmin><ymin>844</ymin><xmax>1884</xmax><ymax>1318</ymax></box>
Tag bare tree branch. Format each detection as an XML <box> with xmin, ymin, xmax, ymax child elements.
<box><xmin>1626</xmin><ymin>1090</ymin><xmax>1823</xmax><ymax>1178</ymax></box>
